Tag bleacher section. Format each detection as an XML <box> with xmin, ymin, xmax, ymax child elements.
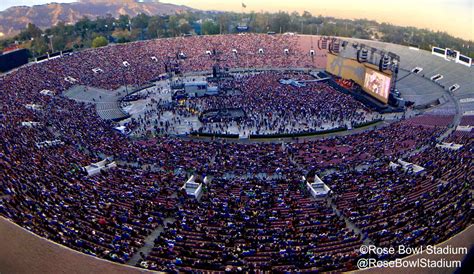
<box><xmin>63</xmin><ymin>85</ymin><xmax>129</xmax><ymax>121</ymax></box>
<box><xmin>342</xmin><ymin>38</ymin><xmax>474</xmax><ymax>113</ymax></box>
<box><xmin>96</xmin><ymin>102</ymin><xmax>129</xmax><ymax>121</ymax></box>
<box><xmin>460</xmin><ymin>115</ymin><xmax>474</xmax><ymax>126</ymax></box>
<box><xmin>404</xmin><ymin>114</ymin><xmax>454</xmax><ymax>127</ymax></box>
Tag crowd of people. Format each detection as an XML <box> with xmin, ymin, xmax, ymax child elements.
<box><xmin>323</xmin><ymin>133</ymin><xmax>472</xmax><ymax>259</ymax></box>
<box><xmin>42</xmin><ymin>34</ymin><xmax>326</xmax><ymax>91</ymax></box>
<box><xmin>0</xmin><ymin>33</ymin><xmax>471</xmax><ymax>271</ymax></box>
<box><xmin>186</xmin><ymin>72</ymin><xmax>375</xmax><ymax>135</ymax></box>
<box><xmin>119</xmin><ymin>71</ymin><xmax>377</xmax><ymax>137</ymax></box>
<box><xmin>141</xmin><ymin>177</ymin><xmax>362</xmax><ymax>272</ymax></box>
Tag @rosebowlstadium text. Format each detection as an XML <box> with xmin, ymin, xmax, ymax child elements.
<box><xmin>356</xmin><ymin>244</ymin><xmax>467</xmax><ymax>269</ymax></box>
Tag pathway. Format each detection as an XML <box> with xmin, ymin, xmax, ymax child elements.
<box><xmin>126</xmin><ymin>217</ymin><xmax>175</xmax><ymax>266</ymax></box>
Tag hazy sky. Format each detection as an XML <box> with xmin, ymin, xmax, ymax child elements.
<box><xmin>165</xmin><ymin>0</ymin><xmax>473</xmax><ymax>40</ymax></box>
<box><xmin>0</xmin><ymin>0</ymin><xmax>472</xmax><ymax>40</ymax></box>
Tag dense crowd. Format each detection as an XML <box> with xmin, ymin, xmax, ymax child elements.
<box><xmin>0</xmin><ymin>34</ymin><xmax>471</xmax><ymax>272</ymax></box>
<box><xmin>120</xmin><ymin>71</ymin><xmax>377</xmax><ymax>136</ymax></box>
<box><xmin>324</xmin><ymin>135</ymin><xmax>472</xmax><ymax>258</ymax></box>
<box><xmin>41</xmin><ymin>34</ymin><xmax>326</xmax><ymax>91</ymax></box>
<box><xmin>186</xmin><ymin>72</ymin><xmax>375</xmax><ymax>135</ymax></box>
<box><xmin>141</xmin><ymin>177</ymin><xmax>361</xmax><ymax>272</ymax></box>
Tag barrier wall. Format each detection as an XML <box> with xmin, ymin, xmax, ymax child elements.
<box><xmin>354</xmin><ymin>225</ymin><xmax>474</xmax><ymax>274</ymax></box>
<box><xmin>0</xmin><ymin>216</ymin><xmax>153</xmax><ymax>274</ymax></box>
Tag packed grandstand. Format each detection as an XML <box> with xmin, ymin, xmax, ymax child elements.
<box><xmin>0</xmin><ymin>33</ymin><xmax>472</xmax><ymax>273</ymax></box>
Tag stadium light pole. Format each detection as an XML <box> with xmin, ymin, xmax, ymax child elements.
<box><xmin>48</xmin><ymin>35</ymin><xmax>54</xmax><ymax>53</ymax></box>
<box><xmin>125</xmin><ymin>69</ymin><xmax>129</xmax><ymax>96</ymax></box>
<box><xmin>122</xmin><ymin>65</ymin><xmax>128</xmax><ymax>97</ymax></box>
<box><xmin>41</xmin><ymin>34</ymin><xmax>54</xmax><ymax>53</ymax></box>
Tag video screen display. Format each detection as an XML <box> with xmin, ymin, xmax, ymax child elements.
<box><xmin>326</xmin><ymin>53</ymin><xmax>366</xmax><ymax>86</ymax></box>
<box><xmin>459</xmin><ymin>55</ymin><xmax>471</xmax><ymax>63</ymax></box>
<box><xmin>363</xmin><ymin>69</ymin><xmax>391</xmax><ymax>103</ymax></box>
<box><xmin>0</xmin><ymin>49</ymin><xmax>29</xmax><ymax>73</ymax></box>
<box><xmin>446</xmin><ymin>49</ymin><xmax>458</xmax><ymax>60</ymax></box>
<box><xmin>433</xmin><ymin>47</ymin><xmax>445</xmax><ymax>55</ymax></box>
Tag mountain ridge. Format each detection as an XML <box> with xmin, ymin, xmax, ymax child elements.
<box><xmin>0</xmin><ymin>0</ymin><xmax>194</xmax><ymax>38</ymax></box>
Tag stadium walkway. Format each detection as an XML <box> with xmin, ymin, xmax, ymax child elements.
<box><xmin>127</xmin><ymin>217</ymin><xmax>175</xmax><ymax>267</ymax></box>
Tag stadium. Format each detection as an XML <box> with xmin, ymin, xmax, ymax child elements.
<box><xmin>0</xmin><ymin>33</ymin><xmax>472</xmax><ymax>273</ymax></box>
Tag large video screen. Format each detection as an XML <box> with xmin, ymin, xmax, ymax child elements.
<box><xmin>326</xmin><ymin>53</ymin><xmax>366</xmax><ymax>86</ymax></box>
<box><xmin>363</xmin><ymin>69</ymin><xmax>391</xmax><ymax>103</ymax></box>
<box><xmin>0</xmin><ymin>49</ymin><xmax>29</xmax><ymax>73</ymax></box>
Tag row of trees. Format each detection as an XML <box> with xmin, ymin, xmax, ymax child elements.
<box><xmin>1</xmin><ymin>10</ymin><xmax>472</xmax><ymax>58</ymax></box>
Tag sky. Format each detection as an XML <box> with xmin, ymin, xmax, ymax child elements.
<box><xmin>0</xmin><ymin>0</ymin><xmax>472</xmax><ymax>40</ymax></box>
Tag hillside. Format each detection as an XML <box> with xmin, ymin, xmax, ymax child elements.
<box><xmin>0</xmin><ymin>0</ymin><xmax>194</xmax><ymax>37</ymax></box>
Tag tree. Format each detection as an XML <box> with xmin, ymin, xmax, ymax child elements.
<box><xmin>112</xmin><ymin>29</ymin><xmax>132</xmax><ymax>43</ymax></box>
<box><xmin>92</xmin><ymin>36</ymin><xmax>108</xmax><ymax>48</ymax></box>
<box><xmin>75</xmin><ymin>17</ymin><xmax>92</xmax><ymax>36</ymax></box>
<box><xmin>302</xmin><ymin>11</ymin><xmax>313</xmax><ymax>20</ymax></box>
<box><xmin>178</xmin><ymin>19</ymin><xmax>192</xmax><ymax>35</ymax></box>
<box><xmin>251</xmin><ymin>13</ymin><xmax>269</xmax><ymax>32</ymax></box>
<box><xmin>132</xmin><ymin>13</ymin><xmax>150</xmax><ymax>30</ymax></box>
<box><xmin>148</xmin><ymin>16</ymin><xmax>166</xmax><ymax>38</ymax></box>
<box><xmin>17</xmin><ymin>23</ymin><xmax>43</xmax><ymax>40</ymax></box>
<box><xmin>168</xmin><ymin>15</ymin><xmax>180</xmax><ymax>36</ymax></box>
<box><xmin>30</xmin><ymin>38</ymin><xmax>49</xmax><ymax>56</ymax></box>
<box><xmin>118</xmin><ymin>15</ymin><xmax>131</xmax><ymax>30</ymax></box>
<box><xmin>201</xmin><ymin>20</ymin><xmax>220</xmax><ymax>35</ymax></box>
<box><xmin>52</xmin><ymin>35</ymin><xmax>67</xmax><ymax>52</ymax></box>
<box><xmin>218</xmin><ymin>14</ymin><xmax>231</xmax><ymax>34</ymax></box>
<box><xmin>271</xmin><ymin>12</ymin><xmax>291</xmax><ymax>33</ymax></box>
